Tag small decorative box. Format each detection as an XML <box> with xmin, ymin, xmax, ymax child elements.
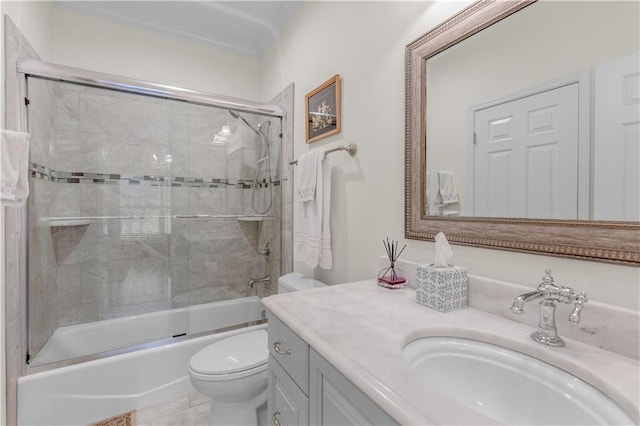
<box><xmin>416</xmin><ymin>264</ymin><xmax>468</xmax><ymax>312</ymax></box>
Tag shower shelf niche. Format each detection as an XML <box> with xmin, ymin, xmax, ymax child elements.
<box><xmin>43</xmin><ymin>214</ymin><xmax>273</xmax><ymax>226</ymax></box>
<box><xmin>46</xmin><ymin>219</ymin><xmax>91</xmax><ymax>227</ymax></box>
<box><xmin>236</xmin><ymin>216</ymin><xmax>270</xmax><ymax>222</ymax></box>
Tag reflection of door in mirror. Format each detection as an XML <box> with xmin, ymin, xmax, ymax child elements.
<box><xmin>470</xmin><ymin>82</ymin><xmax>582</xmax><ymax>220</ymax></box>
<box><xmin>594</xmin><ymin>52</ymin><xmax>640</xmax><ymax>222</ymax></box>
<box><xmin>425</xmin><ymin>1</ymin><xmax>639</xmax><ymax>222</ymax></box>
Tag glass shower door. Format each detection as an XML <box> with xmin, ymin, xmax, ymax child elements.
<box><xmin>25</xmin><ymin>74</ymin><xmax>282</xmax><ymax>367</ymax></box>
<box><xmin>26</xmin><ymin>77</ymin><xmax>188</xmax><ymax>365</ymax></box>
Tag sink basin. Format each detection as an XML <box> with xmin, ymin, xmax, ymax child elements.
<box><xmin>402</xmin><ymin>337</ymin><xmax>634</xmax><ymax>425</ymax></box>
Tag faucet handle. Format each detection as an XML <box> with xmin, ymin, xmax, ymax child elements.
<box><xmin>257</xmin><ymin>242</ymin><xmax>271</xmax><ymax>257</ymax></box>
<box><xmin>511</xmin><ymin>296</ymin><xmax>526</xmax><ymax>315</ymax></box>
<box><xmin>568</xmin><ymin>292</ymin><xmax>588</xmax><ymax>325</ymax></box>
<box><xmin>538</xmin><ymin>269</ymin><xmax>558</xmax><ymax>292</ymax></box>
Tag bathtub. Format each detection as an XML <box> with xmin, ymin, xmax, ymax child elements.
<box><xmin>18</xmin><ymin>296</ymin><xmax>266</xmax><ymax>426</ymax></box>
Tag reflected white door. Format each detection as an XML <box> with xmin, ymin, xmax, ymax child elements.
<box><xmin>594</xmin><ymin>52</ymin><xmax>640</xmax><ymax>222</ymax></box>
<box><xmin>472</xmin><ymin>83</ymin><xmax>580</xmax><ymax>219</ymax></box>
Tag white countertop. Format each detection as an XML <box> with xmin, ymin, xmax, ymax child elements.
<box><xmin>262</xmin><ymin>280</ymin><xmax>640</xmax><ymax>425</ymax></box>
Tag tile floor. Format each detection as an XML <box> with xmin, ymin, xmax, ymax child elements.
<box><xmin>136</xmin><ymin>393</ymin><xmax>210</xmax><ymax>426</ymax></box>
<box><xmin>135</xmin><ymin>392</ymin><xmax>268</xmax><ymax>426</ymax></box>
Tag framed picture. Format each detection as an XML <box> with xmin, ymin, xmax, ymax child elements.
<box><xmin>305</xmin><ymin>74</ymin><xmax>341</xmax><ymax>143</ymax></box>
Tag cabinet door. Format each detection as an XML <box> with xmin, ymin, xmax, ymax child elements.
<box><xmin>309</xmin><ymin>349</ymin><xmax>397</xmax><ymax>426</ymax></box>
<box><xmin>269</xmin><ymin>355</ymin><xmax>309</xmax><ymax>426</ymax></box>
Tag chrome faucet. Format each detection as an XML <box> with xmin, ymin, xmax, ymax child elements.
<box><xmin>248</xmin><ymin>275</ymin><xmax>271</xmax><ymax>288</ymax></box>
<box><xmin>511</xmin><ymin>269</ymin><xmax>588</xmax><ymax>347</ymax></box>
<box><xmin>257</xmin><ymin>242</ymin><xmax>271</xmax><ymax>257</ymax></box>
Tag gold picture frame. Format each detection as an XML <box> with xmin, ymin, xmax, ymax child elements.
<box><xmin>305</xmin><ymin>74</ymin><xmax>341</xmax><ymax>143</ymax></box>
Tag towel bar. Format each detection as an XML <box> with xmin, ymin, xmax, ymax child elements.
<box><xmin>289</xmin><ymin>143</ymin><xmax>358</xmax><ymax>166</ymax></box>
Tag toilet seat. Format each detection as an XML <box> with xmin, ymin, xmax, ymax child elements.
<box><xmin>189</xmin><ymin>329</ymin><xmax>268</xmax><ymax>377</ymax></box>
<box><xmin>188</xmin><ymin>362</ymin><xmax>268</xmax><ymax>381</ymax></box>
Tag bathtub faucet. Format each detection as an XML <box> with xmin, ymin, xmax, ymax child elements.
<box><xmin>511</xmin><ymin>269</ymin><xmax>588</xmax><ymax>347</ymax></box>
<box><xmin>248</xmin><ymin>275</ymin><xmax>271</xmax><ymax>288</ymax></box>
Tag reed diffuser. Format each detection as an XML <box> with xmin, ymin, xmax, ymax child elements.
<box><xmin>378</xmin><ymin>238</ymin><xmax>407</xmax><ymax>288</ymax></box>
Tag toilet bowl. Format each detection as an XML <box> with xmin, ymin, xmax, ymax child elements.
<box><xmin>188</xmin><ymin>329</ymin><xmax>268</xmax><ymax>425</ymax></box>
<box><xmin>188</xmin><ymin>273</ymin><xmax>326</xmax><ymax>425</ymax></box>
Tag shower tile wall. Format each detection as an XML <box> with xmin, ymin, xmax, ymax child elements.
<box><xmin>28</xmin><ymin>79</ymin><xmax>281</xmax><ymax>346</ymax></box>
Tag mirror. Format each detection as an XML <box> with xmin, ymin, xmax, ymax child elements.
<box><xmin>405</xmin><ymin>0</ymin><xmax>639</xmax><ymax>264</ymax></box>
<box><xmin>425</xmin><ymin>1</ymin><xmax>638</xmax><ymax>221</ymax></box>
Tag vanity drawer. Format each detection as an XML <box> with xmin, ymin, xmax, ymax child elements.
<box><xmin>267</xmin><ymin>311</ymin><xmax>309</xmax><ymax>394</ymax></box>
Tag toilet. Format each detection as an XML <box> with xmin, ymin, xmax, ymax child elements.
<box><xmin>276</xmin><ymin>272</ymin><xmax>327</xmax><ymax>293</ymax></box>
<box><xmin>187</xmin><ymin>273</ymin><xmax>326</xmax><ymax>425</ymax></box>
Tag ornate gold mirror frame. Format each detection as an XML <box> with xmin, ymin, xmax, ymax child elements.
<box><xmin>405</xmin><ymin>0</ymin><xmax>639</xmax><ymax>265</ymax></box>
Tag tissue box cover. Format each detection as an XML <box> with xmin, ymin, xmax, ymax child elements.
<box><xmin>416</xmin><ymin>264</ymin><xmax>468</xmax><ymax>312</ymax></box>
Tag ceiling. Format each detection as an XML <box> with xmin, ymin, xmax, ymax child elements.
<box><xmin>52</xmin><ymin>1</ymin><xmax>302</xmax><ymax>58</ymax></box>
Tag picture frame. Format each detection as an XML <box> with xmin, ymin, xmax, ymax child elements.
<box><xmin>305</xmin><ymin>74</ymin><xmax>341</xmax><ymax>143</ymax></box>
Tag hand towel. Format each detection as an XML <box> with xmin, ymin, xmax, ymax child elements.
<box><xmin>426</xmin><ymin>172</ymin><xmax>443</xmax><ymax>215</ymax></box>
<box><xmin>295</xmin><ymin>150</ymin><xmax>322</xmax><ymax>202</ymax></box>
<box><xmin>1</xmin><ymin>130</ymin><xmax>30</xmax><ymax>207</ymax></box>
<box><xmin>294</xmin><ymin>152</ymin><xmax>332</xmax><ymax>269</ymax></box>
<box><xmin>438</xmin><ymin>171</ymin><xmax>459</xmax><ymax>205</ymax></box>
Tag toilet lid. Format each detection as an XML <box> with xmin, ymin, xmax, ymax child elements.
<box><xmin>190</xmin><ymin>329</ymin><xmax>268</xmax><ymax>375</ymax></box>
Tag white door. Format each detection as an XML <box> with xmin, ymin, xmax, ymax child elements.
<box><xmin>472</xmin><ymin>83</ymin><xmax>580</xmax><ymax>219</ymax></box>
<box><xmin>594</xmin><ymin>51</ymin><xmax>640</xmax><ymax>222</ymax></box>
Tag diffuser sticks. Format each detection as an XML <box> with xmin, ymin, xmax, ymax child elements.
<box><xmin>378</xmin><ymin>238</ymin><xmax>407</xmax><ymax>288</ymax></box>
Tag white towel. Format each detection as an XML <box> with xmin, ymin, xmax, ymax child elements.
<box><xmin>1</xmin><ymin>130</ymin><xmax>30</xmax><ymax>207</ymax></box>
<box><xmin>438</xmin><ymin>171</ymin><xmax>459</xmax><ymax>205</ymax></box>
<box><xmin>295</xmin><ymin>151</ymin><xmax>322</xmax><ymax>202</ymax></box>
<box><xmin>294</xmin><ymin>152</ymin><xmax>332</xmax><ymax>269</ymax></box>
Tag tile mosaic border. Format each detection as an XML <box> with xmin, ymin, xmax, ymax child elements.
<box><xmin>30</xmin><ymin>162</ymin><xmax>280</xmax><ymax>188</ymax></box>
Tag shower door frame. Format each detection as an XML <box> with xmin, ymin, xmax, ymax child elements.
<box><xmin>18</xmin><ymin>59</ymin><xmax>284</xmax><ymax>117</ymax></box>
<box><xmin>17</xmin><ymin>59</ymin><xmax>292</xmax><ymax>372</ymax></box>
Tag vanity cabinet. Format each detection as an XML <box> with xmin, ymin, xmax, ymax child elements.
<box><xmin>309</xmin><ymin>349</ymin><xmax>397</xmax><ymax>425</ymax></box>
<box><xmin>267</xmin><ymin>311</ymin><xmax>397</xmax><ymax>426</ymax></box>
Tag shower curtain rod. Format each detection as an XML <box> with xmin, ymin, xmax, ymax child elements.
<box><xmin>17</xmin><ymin>59</ymin><xmax>284</xmax><ymax>117</ymax></box>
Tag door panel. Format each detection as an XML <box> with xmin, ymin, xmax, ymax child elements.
<box><xmin>594</xmin><ymin>52</ymin><xmax>640</xmax><ymax>221</ymax></box>
<box><xmin>473</xmin><ymin>83</ymin><xmax>580</xmax><ymax>219</ymax></box>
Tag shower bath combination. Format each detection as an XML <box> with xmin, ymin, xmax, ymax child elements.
<box><xmin>229</xmin><ymin>110</ymin><xmax>274</xmax><ymax>215</ymax></box>
<box><xmin>22</xmin><ymin>67</ymin><xmax>284</xmax><ymax>369</ymax></box>
<box><xmin>13</xmin><ymin>55</ymin><xmax>288</xmax><ymax>426</ymax></box>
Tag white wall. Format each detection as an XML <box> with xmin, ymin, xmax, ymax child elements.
<box><xmin>1</xmin><ymin>1</ymin><xmax>53</xmax><ymax>60</ymax></box>
<box><xmin>0</xmin><ymin>1</ymin><xmax>261</xmax><ymax>101</ymax></box>
<box><xmin>47</xmin><ymin>5</ymin><xmax>261</xmax><ymax>100</ymax></box>
<box><xmin>260</xmin><ymin>1</ymin><xmax>640</xmax><ymax>310</ymax></box>
<box><xmin>48</xmin><ymin>6</ymin><xmax>261</xmax><ymax>100</ymax></box>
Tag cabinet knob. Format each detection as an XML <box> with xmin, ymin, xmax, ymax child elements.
<box><xmin>273</xmin><ymin>340</ymin><xmax>292</xmax><ymax>355</ymax></box>
<box><xmin>272</xmin><ymin>410</ymin><xmax>282</xmax><ymax>426</ymax></box>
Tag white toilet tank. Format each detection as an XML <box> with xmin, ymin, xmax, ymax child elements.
<box><xmin>277</xmin><ymin>272</ymin><xmax>326</xmax><ymax>293</ymax></box>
